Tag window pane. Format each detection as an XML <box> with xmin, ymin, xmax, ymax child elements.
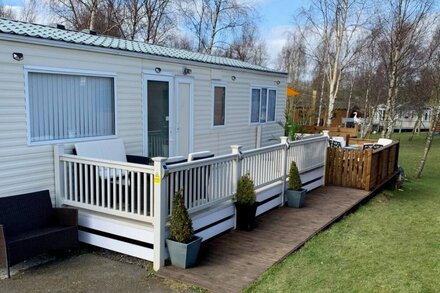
<box><xmin>213</xmin><ymin>86</ymin><xmax>226</xmax><ymax>126</ymax></box>
<box><xmin>28</xmin><ymin>72</ymin><xmax>115</xmax><ymax>143</ymax></box>
<box><xmin>251</xmin><ymin>89</ymin><xmax>260</xmax><ymax>123</ymax></box>
<box><xmin>260</xmin><ymin>88</ymin><xmax>267</xmax><ymax>123</ymax></box>
<box><xmin>267</xmin><ymin>90</ymin><xmax>276</xmax><ymax>121</ymax></box>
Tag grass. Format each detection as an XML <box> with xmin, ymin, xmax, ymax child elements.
<box><xmin>245</xmin><ymin>133</ymin><xmax>440</xmax><ymax>293</ymax></box>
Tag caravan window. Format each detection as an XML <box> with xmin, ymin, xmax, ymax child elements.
<box><xmin>26</xmin><ymin>70</ymin><xmax>116</xmax><ymax>144</ymax></box>
<box><xmin>250</xmin><ymin>87</ymin><xmax>276</xmax><ymax>124</ymax></box>
<box><xmin>213</xmin><ymin>84</ymin><xmax>226</xmax><ymax>126</ymax></box>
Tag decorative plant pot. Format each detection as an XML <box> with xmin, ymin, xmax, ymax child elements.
<box><xmin>166</xmin><ymin>236</ymin><xmax>202</xmax><ymax>269</ymax></box>
<box><xmin>286</xmin><ymin>188</ymin><xmax>306</xmax><ymax>208</ymax></box>
<box><xmin>235</xmin><ymin>202</ymin><xmax>258</xmax><ymax>231</ymax></box>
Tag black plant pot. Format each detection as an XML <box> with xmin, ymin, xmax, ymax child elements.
<box><xmin>235</xmin><ymin>202</ymin><xmax>258</xmax><ymax>231</ymax></box>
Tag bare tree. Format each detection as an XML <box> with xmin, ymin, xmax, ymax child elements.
<box><xmin>377</xmin><ymin>0</ymin><xmax>435</xmax><ymax>138</ymax></box>
<box><xmin>50</xmin><ymin>0</ymin><xmax>121</xmax><ymax>36</ymax></box>
<box><xmin>0</xmin><ymin>1</ymin><xmax>15</xmax><ymax>19</ymax></box>
<box><xmin>277</xmin><ymin>30</ymin><xmax>307</xmax><ymax>85</ymax></box>
<box><xmin>107</xmin><ymin>0</ymin><xmax>174</xmax><ymax>44</ymax></box>
<box><xmin>223</xmin><ymin>23</ymin><xmax>268</xmax><ymax>66</ymax></box>
<box><xmin>20</xmin><ymin>0</ymin><xmax>38</xmax><ymax>22</ymax></box>
<box><xmin>178</xmin><ymin>0</ymin><xmax>254</xmax><ymax>54</ymax></box>
<box><xmin>414</xmin><ymin>26</ymin><xmax>440</xmax><ymax>178</ymax></box>
<box><xmin>301</xmin><ymin>0</ymin><xmax>368</xmax><ymax>127</ymax></box>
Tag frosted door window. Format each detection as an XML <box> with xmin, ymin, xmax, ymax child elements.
<box><xmin>28</xmin><ymin>72</ymin><xmax>115</xmax><ymax>143</ymax></box>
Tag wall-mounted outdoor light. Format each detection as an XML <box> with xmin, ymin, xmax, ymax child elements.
<box><xmin>13</xmin><ymin>52</ymin><xmax>24</xmax><ymax>61</ymax></box>
<box><xmin>231</xmin><ymin>75</ymin><xmax>236</xmax><ymax>81</ymax></box>
<box><xmin>155</xmin><ymin>67</ymin><xmax>162</xmax><ymax>73</ymax></box>
<box><xmin>275</xmin><ymin>80</ymin><xmax>280</xmax><ymax>85</ymax></box>
<box><xmin>183</xmin><ymin>67</ymin><xmax>192</xmax><ymax>75</ymax></box>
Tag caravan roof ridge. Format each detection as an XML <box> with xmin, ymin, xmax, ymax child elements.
<box><xmin>0</xmin><ymin>18</ymin><xmax>287</xmax><ymax>76</ymax></box>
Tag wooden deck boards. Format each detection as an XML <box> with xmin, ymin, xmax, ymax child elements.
<box><xmin>158</xmin><ymin>186</ymin><xmax>370</xmax><ymax>292</ymax></box>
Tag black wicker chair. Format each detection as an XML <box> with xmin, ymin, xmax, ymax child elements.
<box><xmin>0</xmin><ymin>190</ymin><xmax>78</xmax><ymax>278</ymax></box>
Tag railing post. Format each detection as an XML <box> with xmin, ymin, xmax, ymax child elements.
<box><xmin>153</xmin><ymin>157</ymin><xmax>167</xmax><ymax>271</ymax></box>
<box><xmin>231</xmin><ymin>145</ymin><xmax>243</xmax><ymax>191</ymax></box>
<box><xmin>280</xmin><ymin>137</ymin><xmax>289</xmax><ymax>207</ymax></box>
<box><xmin>231</xmin><ymin>145</ymin><xmax>242</xmax><ymax>229</ymax></box>
<box><xmin>54</xmin><ymin>144</ymin><xmax>65</xmax><ymax>207</ymax></box>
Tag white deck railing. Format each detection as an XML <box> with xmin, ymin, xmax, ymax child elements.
<box><xmin>54</xmin><ymin>135</ymin><xmax>328</xmax><ymax>272</ymax></box>
<box><xmin>287</xmin><ymin>136</ymin><xmax>328</xmax><ymax>173</ymax></box>
<box><xmin>56</xmin><ymin>151</ymin><xmax>156</xmax><ymax>223</ymax></box>
<box><xmin>241</xmin><ymin>144</ymin><xmax>285</xmax><ymax>189</ymax></box>
<box><xmin>166</xmin><ymin>154</ymin><xmax>236</xmax><ymax>215</ymax></box>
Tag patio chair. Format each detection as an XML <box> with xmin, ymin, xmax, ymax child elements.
<box><xmin>329</xmin><ymin>139</ymin><xmax>342</xmax><ymax>148</ymax></box>
<box><xmin>74</xmin><ymin>139</ymin><xmax>152</xmax><ymax>214</ymax></box>
<box><xmin>377</xmin><ymin>138</ymin><xmax>393</xmax><ymax>146</ymax></box>
<box><xmin>332</xmin><ymin>136</ymin><xmax>346</xmax><ymax>147</ymax></box>
<box><xmin>363</xmin><ymin>144</ymin><xmax>383</xmax><ymax>150</ymax></box>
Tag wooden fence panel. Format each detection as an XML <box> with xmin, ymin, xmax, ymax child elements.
<box><xmin>325</xmin><ymin>142</ymin><xmax>400</xmax><ymax>191</ymax></box>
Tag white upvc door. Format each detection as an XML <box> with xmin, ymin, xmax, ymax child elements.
<box><xmin>175</xmin><ymin>76</ymin><xmax>194</xmax><ymax>157</ymax></box>
<box><xmin>143</xmin><ymin>74</ymin><xmax>175</xmax><ymax>158</ymax></box>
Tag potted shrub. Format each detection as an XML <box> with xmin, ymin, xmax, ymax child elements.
<box><xmin>234</xmin><ymin>174</ymin><xmax>257</xmax><ymax>231</ymax></box>
<box><xmin>166</xmin><ymin>190</ymin><xmax>202</xmax><ymax>269</ymax></box>
<box><xmin>286</xmin><ymin>161</ymin><xmax>306</xmax><ymax>208</ymax></box>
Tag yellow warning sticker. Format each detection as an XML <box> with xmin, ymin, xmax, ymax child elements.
<box><xmin>154</xmin><ymin>173</ymin><xmax>160</xmax><ymax>184</ymax></box>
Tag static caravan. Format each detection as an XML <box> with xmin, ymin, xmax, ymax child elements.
<box><xmin>0</xmin><ymin>18</ymin><xmax>287</xmax><ymax>201</ymax></box>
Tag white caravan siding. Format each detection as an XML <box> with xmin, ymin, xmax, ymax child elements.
<box><xmin>0</xmin><ymin>39</ymin><xmax>286</xmax><ymax>200</ymax></box>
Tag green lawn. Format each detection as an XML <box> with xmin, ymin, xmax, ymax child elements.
<box><xmin>246</xmin><ymin>133</ymin><xmax>440</xmax><ymax>293</ymax></box>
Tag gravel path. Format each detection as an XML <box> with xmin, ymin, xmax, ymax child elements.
<box><xmin>0</xmin><ymin>249</ymin><xmax>198</xmax><ymax>293</ymax></box>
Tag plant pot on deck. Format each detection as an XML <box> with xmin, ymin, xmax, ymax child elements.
<box><xmin>166</xmin><ymin>236</ymin><xmax>202</xmax><ymax>269</ymax></box>
<box><xmin>235</xmin><ymin>202</ymin><xmax>258</xmax><ymax>231</ymax></box>
<box><xmin>286</xmin><ymin>188</ymin><xmax>306</xmax><ymax>208</ymax></box>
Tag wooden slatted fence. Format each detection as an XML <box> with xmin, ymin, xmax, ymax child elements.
<box><xmin>325</xmin><ymin>141</ymin><xmax>400</xmax><ymax>191</ymax></box>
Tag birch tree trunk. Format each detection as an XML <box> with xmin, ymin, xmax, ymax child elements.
<box><xmin>317</xmin><ymin>71</ymin><xmax>326</xmax><ymax>126</ymax></box>
<box><xmin>414</xmin><ymin>106</ymin><xmax>439</xmax><ymax>178</ymax></box>
<box><xmin>409</xmin><ymin>114</ymin><xmax>422</xmax><ymax>141</ymax></box>
<box><xmin>89</xmin><ymin>0</ymin><xmax>98</xmax><ymax>31</ymax></box>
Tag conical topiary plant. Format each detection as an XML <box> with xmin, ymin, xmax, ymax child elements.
<box><xmin>169</xmin><ymin>190</ymin><xmax>194</xmax><ymax>243</ymax></box>
<box><xmin>235</xmin><ymin>174</ymin><xmax>256</xmax><ymax>205</ymax></box>
<box><xmin>288</xmin><ymin>161</ymin><xmax>302</xmax><ymax>191</ymax></box>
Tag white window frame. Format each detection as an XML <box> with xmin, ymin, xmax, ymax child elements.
<box><xmin>24</xmin><ymin>65</ymin><xmax>118</xmax><ymax>145</ymax></box>
<box><xmin>249</xmin><ymin>85</ymin><xmax>277</xmax><ymax>125</ymax></box>
<box><xmin>212</xmin><ymin>82</ymin><xmax>227</xmax><ymax>128</ymax></box>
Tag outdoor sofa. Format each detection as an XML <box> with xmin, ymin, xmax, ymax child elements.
<box><xmin>0</xmin><ymin>190</ymin><xmax>78</xmax><ymax>278</ymax></box>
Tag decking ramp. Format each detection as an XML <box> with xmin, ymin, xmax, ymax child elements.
<box><xmin>158</xmin><ymin>186</ymin><xmax>370</xmax><ymax>292</ymax></box>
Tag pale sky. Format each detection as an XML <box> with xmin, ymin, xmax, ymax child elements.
<box><xmin>1</xmin><ymin>0</ymin><xmax>311</xmax><ymax>68</ymax></box>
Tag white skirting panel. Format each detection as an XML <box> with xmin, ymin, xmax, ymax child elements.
<box><xmin>300</xmin><ymin>166</ymin><xmax>325</xmax><ymax>186</ymax></box>
<box><xmin>256</xmin><ymin>196</ymin><xmax>282</xmax><ymax>216</ymax></box>
<box><xmin>303</xmin><ymin>177</ymin><xmax>324</xmax><ymax>192</ymax></box>
<box><xmin>78</xmin><ymin>210</ymin><xmax>154</xmax><ymax>244</ymax></box>
<box><xmin>256</xmin><ymin>181</ymin><xmax>283</xmax><ymax>202</ymax></box>
<box><xmin>195</xmin><ymin>218</ymin><xmax>235</xmax><ymax>242</ymax></box>
<box><xmin>77</xmin><ymin>210</ymin><xmax>156</xmax><ymax>261</ymax></box>
<box><xmin>79</xmin><ymin>231</ymin><xmax>154</xmax><ymax>261</ymax></box>
<box><xmin>191</xmin><ymin>204</ymin><xmax>235</xmax><ymax>242</ymax></box>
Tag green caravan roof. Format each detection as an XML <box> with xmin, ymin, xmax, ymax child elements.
<box><xmin>0</xmin><ymin>18</ymin><xmax>287</xmax><ymax>76</ymax></box>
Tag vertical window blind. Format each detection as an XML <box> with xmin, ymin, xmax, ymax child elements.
<box><xmin>28</xmin><ymin>72</ymin><xmax>115</xmax><ymax>143</ymax></box>
<box><xmin>251</xmin><ymin>88</ymin><xmax>261</xmax><ymax>123</ymax></box>
<box><xmin>250</xmin><ymin>87</ymin><xmax>276</xmax><ymax>124</ymax></box>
